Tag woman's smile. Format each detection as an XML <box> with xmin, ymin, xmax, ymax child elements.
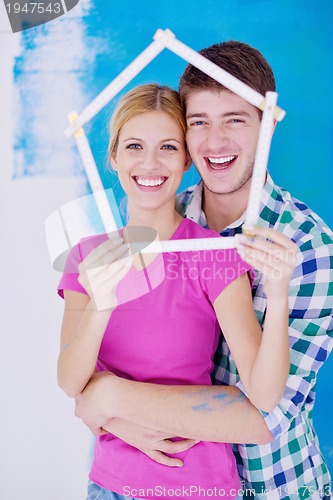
<box><xmin>132</xmin><ymin>175</ymin><xmax>168</xmax><ymax>190</ymax></box>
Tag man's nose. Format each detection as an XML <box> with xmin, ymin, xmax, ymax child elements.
<box><xmin>206</xmin><ymin>126</ymin><xmax>229</xmax><ymax>151</ymax></box>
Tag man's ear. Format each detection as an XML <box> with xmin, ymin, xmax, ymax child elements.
<box><xmin>184</xmin><ymin>152</ymin><xmax>192</xmax><ymax>171</ymax></box>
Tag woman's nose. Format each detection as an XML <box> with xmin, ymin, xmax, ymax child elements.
<box><xmin>141</xmin><ymin>151</ymin><xmax>159</xmax><ymax>171</ymax></box>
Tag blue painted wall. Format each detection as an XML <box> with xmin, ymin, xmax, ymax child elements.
<box><xmin>82</xmin><ymin>0</ymin><xmax>333</xmax><ymax>229</ymax></box>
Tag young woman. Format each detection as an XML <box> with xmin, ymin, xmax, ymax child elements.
<box><xmin>57</xmin><ymin>84</ymin><xmax>297</xmax><ymax>500</ymax></box>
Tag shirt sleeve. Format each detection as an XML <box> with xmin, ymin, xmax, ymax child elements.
<box><xmin>201</xmin><ymin>248</ymin><xmax>254</xmax><ymax>304</ymax></box>
<box><xmin>57</xmin><ymin>242</ymin><xmax>88</xmax><ymax>298</ymax></box>
<box><xmin>238</xmin><ymin>232</ymin><xmax>333</xmax><ymax>438</ymax></box>
<box><xmin>57</xmin><ymin>233</ymin><xmax>110</xmax><ymax>298</ymax></box>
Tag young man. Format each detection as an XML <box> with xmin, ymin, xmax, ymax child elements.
<box><xmin>75</xmin><ymin>41</ymin><xmax>333</xmax><ymax>499</ymax></box>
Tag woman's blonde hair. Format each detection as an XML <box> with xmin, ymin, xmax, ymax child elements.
<box><xmin>108</xmin><ymin>83</ymin><xmax>186</xmax><ymax>157</ymax></box>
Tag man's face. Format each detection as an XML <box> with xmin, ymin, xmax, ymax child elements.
<box><xmin>186</xmin><ymin>89</ymin><xmax>261</xmax><ymax>196</ymax></box>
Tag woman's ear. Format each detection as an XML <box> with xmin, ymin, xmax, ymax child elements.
<box><xmin>184</xmin><ymin>151</ymin><xmax>192</xmax><ymax>172</ymax></box>
<box><xmin>110</xmin><ymin>152</ymin><xmax>118</xmax><ymax>172</ymax></box>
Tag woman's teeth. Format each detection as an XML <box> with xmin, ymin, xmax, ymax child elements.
<box><xmin>135</xmin><ymin>176</ymin><xmax>166</xmax><ymax>186</ymax></box>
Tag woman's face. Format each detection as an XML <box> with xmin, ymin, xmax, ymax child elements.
<box><xmin>111</xmin><ymin>110</ymin><xmax>189</xmax><ymax>213</ymax></box>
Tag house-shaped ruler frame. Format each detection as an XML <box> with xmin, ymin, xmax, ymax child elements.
<box><xmin>46</xmin><ymin>28</ymin><xmax>285</xmax><ymax>268</ymax></box>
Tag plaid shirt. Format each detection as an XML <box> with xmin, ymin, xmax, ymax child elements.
<box><xmin>177</xmin><ymin>174</ymin><xmax>333</xmax><ymax>499</ymax></box>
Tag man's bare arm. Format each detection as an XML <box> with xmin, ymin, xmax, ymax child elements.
<box><xmin>75</xmin><ymin>372</ymin><xmax>272</xmax><ymax>444</ymax></box>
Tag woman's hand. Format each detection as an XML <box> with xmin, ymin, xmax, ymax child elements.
<box><xmin>78</xmin><ymin>235</ymin><xmax>133</xmax><ymax>311</ymax></box>
<box><xmin>235</xmin><ymin>226</ymin><xmax>298</xmax><ymax>299</ymax></box>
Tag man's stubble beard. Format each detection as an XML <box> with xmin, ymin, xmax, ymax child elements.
<box><xmin>202</xmin><ymin>156</ymin><xmax>255</xmax><ymax>196</ymax></box>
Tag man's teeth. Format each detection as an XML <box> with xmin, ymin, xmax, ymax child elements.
<box><xmin>208</xmin><ymin>156</ymin><xmax>236</xmax><ymax>165</ymax></box>
<box><xmin>136</xmin><ymin>177</ymin><xmax>165</xmax><ymax>187</ymax></box>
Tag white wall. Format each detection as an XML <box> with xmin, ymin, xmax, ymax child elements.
<box><xmin>0</xmin><ymin>33</ymin><xmax>92</xmax><ymax>500</ymax></box>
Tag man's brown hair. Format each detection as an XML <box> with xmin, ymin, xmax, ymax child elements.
<box><xmin>179</xmin><ymin>40</ymin><xmax>276</xmax><ymax>108</ymax></box>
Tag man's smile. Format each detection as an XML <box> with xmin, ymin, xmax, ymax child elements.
<box><xmin>205</xmin><ymin>155</ymin><xmax>238</xmax><ymax>171</ymax></box>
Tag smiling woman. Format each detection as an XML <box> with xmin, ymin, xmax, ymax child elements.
<box><xmin>110</xmin><ymin>110</ymin><xmax>189</xmax><ymax>222</ymax></box>
<box><xmin>107</xmin><ymin>85</ymin><xmax>190</xmax><ymax>236</ymax></box>
<box><xmin>56</xmin><ymin>83</ymin><xmax>297</xmax><ymax>500</ymax></box>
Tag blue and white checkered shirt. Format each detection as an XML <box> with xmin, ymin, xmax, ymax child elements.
<box><xmin>177</xmin><ymin>174</ymin><xmax>333</xmax><ymax>499</ymax></box>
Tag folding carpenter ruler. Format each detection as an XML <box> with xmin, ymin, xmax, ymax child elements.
<box><xmin>64</xmin><ymin>29</ymin><xmax>284</xmax><ymax>253</ymax></box>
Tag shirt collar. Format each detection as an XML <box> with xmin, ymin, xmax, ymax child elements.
<box><xmin>183</xmin><ymin>181</ymin><xmax>206</xmax><ymax>224</ymax></box>
<box><xmin>183</xmin><ymin>173</ymin><xmax>281</xmax><ymax>232</ymax></box>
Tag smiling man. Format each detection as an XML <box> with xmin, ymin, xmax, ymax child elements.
<box><xmin>184</xmin><ymin>90</ymin><xmax>260</xmax><ymax>231</ymax></box>
<box><xmin>75</xmin><ymin>41</ymin><xmax>333</xmax><ymax>499</ymax></box>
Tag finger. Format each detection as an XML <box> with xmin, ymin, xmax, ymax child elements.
<box><xmin>237</xmin><ymin>250</ymin><xmax>276</xmax><ymax>277</ymax></box>
<box><xmin>237</xmin><ymin>245</ymin><xmax>282</xmax><ymax>270</ymax></box>
<box><xmin>87</xmin><ymin>254</ymin><xmax>133</xmax><ymax>289</ymax></box>
<box><xmin>88</xmin><ymin>244</ymin><xmax>131</xmax><ymax>271</ymax></box>
<box><xmin>159</xmin><ymin>439</ymin><xmax>198</xmax><ymax>454</ymax></box>
<box><xmin>237</xmin><ymin>247</ymin><xmax>293</xmax><ymax>280</ymax></box>
<box><xmin>88</xmin><ymin>259</ymin><xmax>134</xmax><ymax>310</ymax></box>
<box><xmin>74</xmin><ymin>404</ymin><xmax>108</xmax><ymax>435</ymax></box>
<box><xmin>242</xmin><ymin>225</ymin><xmax>297</xmax><ymax>251</ymax></box>
<box><xmin>237</xmin><ymin>252</ymin><xmax>276</xmax><ymax>275</ymax></box>
<box><xmin>82</xmin><ymin>249</ymin><xmax>133</xmax><ymax>286</ymax></box>
<box><xmin>83</xmin><ymin>237</ymin><xmax>128</xmax><ymax>268</ymax></box>
<box><xmin>83</xmin><ymin>236</ymin><xmax>123</xmax><ymax>265</ymax></box>
<box><xmin>146</xmin><ymin>450</ymin><xmax>183</xmax><ymax>468</ymax></box>
<box><xmin>236</xmin><ymin>242</ymin><xmax>275</xmax><ymax>265</ymax></box>
<box><xmin>236</xmin><ymin>235</ymin><xmax>296</xmax><ymax>265</ymax></box>
<box><xmin>99</xmin><ymin>257</ymin><xmax>133</xmax><ymax>289</ymax></box>
<box><xmin>96</xmin><ymin>243</ymin><xmax>132</xmax><ymax>267</ymax></box>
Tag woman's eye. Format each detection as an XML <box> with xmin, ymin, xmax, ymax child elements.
<box><xmin>126</xmin><ymin>143</ymin><xmax>142</xmax><ymax>149</ymax></box>
<box><xmin>161</xmin><ymin>144</ymin><xmax>177</xmax><ymax>150</ymax></box>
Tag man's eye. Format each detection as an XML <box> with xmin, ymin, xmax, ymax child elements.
<box><xmin>126</xmin><ymin>143</ymin><xmax>142</xmax><ymax>149</ymax></box>
<box><xmin>229</xmin><ymin>118</ymin><xmax>245</xmax><ymax>124</ymax></box>
<box><xmin>189</xmin><ymin>121</ymin><xmax>205</xmax><ymax>126</ymax></box>
<box><xmin>161</xmin><ymin>144</ymin><xmax>177</xmax><ymax>150</ymax></box>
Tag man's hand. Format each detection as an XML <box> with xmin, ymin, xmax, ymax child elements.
<box><xmin>75</xmin><ymin>371</ymin><xmax>197</xmax><ymax>467</ymax></box>
<box><xmin>103</xmin><ymin>418</ymin><xmax>197</xmax><ymax>467</ymax></box>
<box><xmin>236</xmin><ymin>225</ymin><xmax>298</xmax><ymax>298</ymax></box>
